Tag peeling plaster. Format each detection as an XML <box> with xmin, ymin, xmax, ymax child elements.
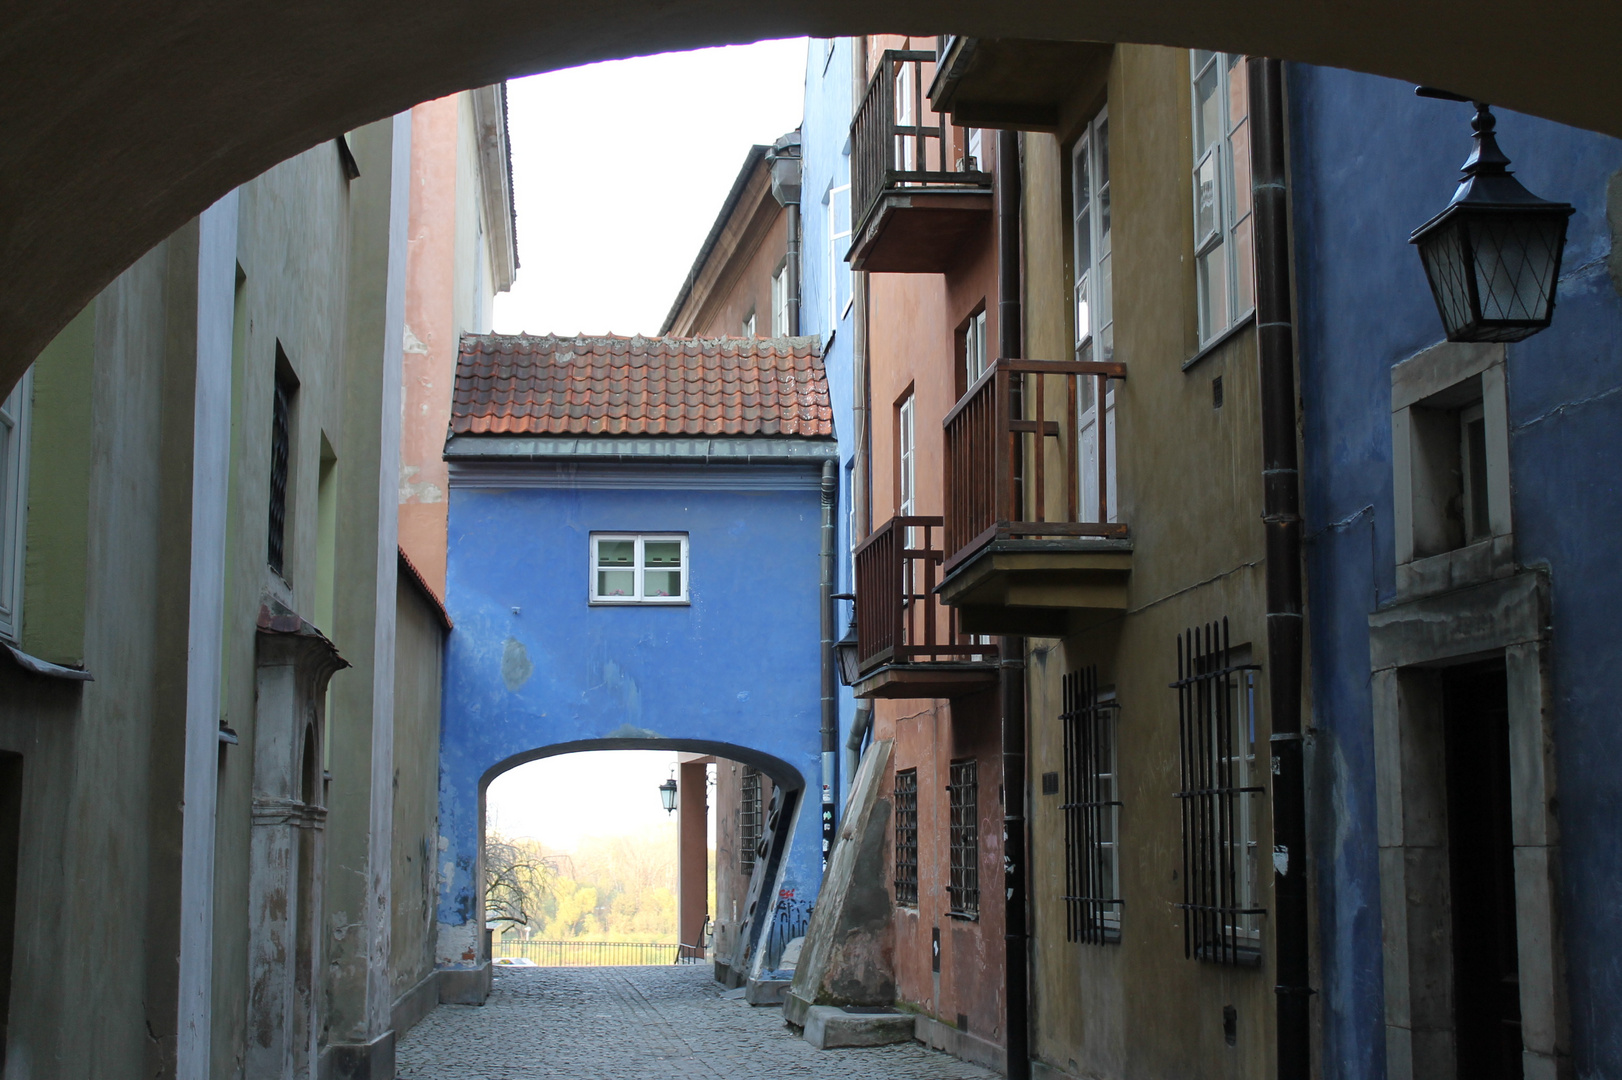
<box><xmin>500</xmin><ymin>637</ymin><xmax>532</xmax><ymax>690</ymax></box>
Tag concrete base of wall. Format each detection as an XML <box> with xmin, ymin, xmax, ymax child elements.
<box><xmin>320</xmin><ymin>1029</ymin><xmax>396</xmax><ymax>1080</ymax></box>
<box><xmin>714</xmin><ymin>960</ymin><xmax>746</xmax><ymax>989</ymax></box>
<box><xmin>437</xmin><ymin>962</ymin><xmax>492</xmax><ymax>1005</ymax></box>
<box><xmin>784</xmin><ymin>988</ymin><xmax>812</xmax><ymax>1028</ymax></box>
<box><xmin>392</xmin><ymin>969</ymin><xmax>443</xmax><ymax>1038</ymax></box>
<box><xmin>1032</xmin><ymin>1061</ymin><xmax>1084</xmax><ymax>1080</ymax></box>
<box><xmin>802</xmin><ymin>1006</ymin><xmax>915</xmax><ymax>1049</ymax></box>
<box><xmin>915</xmin><ymin>1014</ymin><xmax>1007</xmax><ymax>1074</ymax></box>
<box><xmin>745</xmin><ymin>977</ymin><xmax>792</xmax><ymax>1006</ymax></box>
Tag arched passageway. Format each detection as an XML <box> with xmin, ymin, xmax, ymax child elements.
<box><xmin>443</xmin><ymin>739</ymin><xmax>814</xmax><ymax>997</ymax></box>
<box><xmin>2</xmin><ymin>0</ymin><xmax>1620</xmax><ymax>385</ymax></box>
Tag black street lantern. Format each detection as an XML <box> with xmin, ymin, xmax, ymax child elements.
<box><xmin>1410</xmin><ymin>89</ymin><xmax>1575</xmax><ymax>343</ymax></box>
<box><xmin>834</xmin><ymin>617</ymin><xmax>862</xmax><ymax>688</ymax></box>
<box><xmin>658</xmin><ymin>775</ymin><xmax>678</xmax><ymax>815</ymax></box>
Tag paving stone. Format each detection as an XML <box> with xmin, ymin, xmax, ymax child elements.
<box><xmin>396</xmin><ymin>963</ymin><xmax>997</xmax><ymax>1079</ymax></box>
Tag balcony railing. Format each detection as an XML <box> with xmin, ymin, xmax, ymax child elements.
<box><xmin>942</xmin><ymin>359</ymin><xmax>1129</xmax><ymax>571</ymax></box>
<box><xmin>851</xmin><ymin>49</ymin><xmax>992</xmax><ymax>241</ymax></box>
<box><xmin>853</xmin><ymin>515</ymin><xmax>996</xmax><ymax>675</ymax></box>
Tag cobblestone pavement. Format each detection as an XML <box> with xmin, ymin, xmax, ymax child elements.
<box><xmin>396</xmin><ymin>964</ymin><xmax>997</xmax><ymax>1079</ymax></box>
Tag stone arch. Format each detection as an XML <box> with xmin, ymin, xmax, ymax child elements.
<box><xmin>3</xmin><ymin>1</ymin><xmax>1620</xmax><ymax>382</ymax></box>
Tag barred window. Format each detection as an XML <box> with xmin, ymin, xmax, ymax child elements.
<box><xmin>1062</xmin><ymin>665</ymin><xmax>1121</xmax><ymax>943</ymax></box>
<box><xmin>268</xmin><ymin>360</ymin><xmax>295</xmax><ymax>576</ymax></box>
<box><xmin>739</xmin><ymin>767</ymin><xmax>762</xmax><ymax>877</ymax></box>
<box><xmin>948</xmin><ymin>759</ymin><xmax>979</xmax><ymax>919</ymax></box>
<box><xmin>893</xmin><ymin>768</ymin><xmax>918</xmax><ymax>907</ymax></box>
<box><xmin>1174</xmin><ymin>618</ymin><xmax>1264</xmax><ymax>964</ymax></box>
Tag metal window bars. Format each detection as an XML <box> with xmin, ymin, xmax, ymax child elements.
<box><xmin>1173</xmin><ymin>617</ymin><xmax>1266</xmax><ymax>965</ymax></box>
<box><xmin>942</xmin><ymin>358</ymin><xmax>1128</xmax><ymax>572</ymax></box>
<box><xmin>850</xmin><ymin>50</ymin><xmax>992</xmax><ymax>247</ymax></box>
<box><xmin>893</xmin><ymin>768</ymin><xmax>919</xmax><ymax>907</ymax></box>
<box><xmin>853</xmin><ymin>515</ymin><xmax>998</xmax><ymax>675</ymax></box>
<box><xmin>739</xmin><ymin>767</ymin><xmax>762</xmax><ymax>878</ymax></box>
<box><xmin>1062</xmin><ymin>665</ymin><xmax>1122</xmax><ymax>944</ymax></box>
<box><xmin>947</xmin><ymin>758</ymin><xmax>979</xmax><ymax>918</ymax></box>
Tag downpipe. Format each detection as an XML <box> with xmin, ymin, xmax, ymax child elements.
<box><xmin>996</xmin><ymin>126</ymin><xmax>1032</xmax><ymax>1080</ymax></box>
<box><xmin>819</xmin><ymin>458</ymin><xmax>837</xmax><ymax>872</ymax></box>
<box><xmin>1248</xmin><ymin>56</ymin><xmax>1312</xmax><ymax>1080</ymax></box>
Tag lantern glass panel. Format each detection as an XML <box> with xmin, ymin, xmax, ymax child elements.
<box><xmin>1417</xmin><ymin>221</ymin><xmax>1476</xmax><ymax>339</ymax></box>
<box><xmin>1469</xmin><ymin>214</ymin><xmax>1561</xmax><ymax>325</ymax></box>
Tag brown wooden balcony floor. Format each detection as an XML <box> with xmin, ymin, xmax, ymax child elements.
<box><xmin>851</xmin><ymin>659</ymin><xmax>1000</xmax><ymax>700</ymax></box>
<box><xmin>938</xmin><ymin>537</ymin><xmax>1133</xmax><ymax>637</ymax></box>
<box><xmin>847</xmin><ymin>188</ymin><xmax>992</xmax><ymax>273</ymax></box>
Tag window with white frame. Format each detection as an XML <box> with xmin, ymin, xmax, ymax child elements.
<box><xmin>1073</xmin><ymin>111</ymin><xmax>1116</xmax><ymax>523</ymax></box>
<box><xmin>829</xmin><ymin>176</ymin><xmax>853</xmax><ymax>324</ymax></box>
<box><xmin>894</xmin><ymin>64</ymin><xmax>917</xmax><ymax>171</ymax></box>
<box><xmin>1190</xmin><ymin>50</ymin><xmax>1256</xmax><ymax>345</ymax></box>
<box><xmin>965</xmin><ymin>127</ymin><xmax>983</xmax><ymax>172</ymax></box>
<box><xmin>896</xmin><ymin>392</ymin><xmax>915</xmax><ymax>519</ymax></box>
<box><xmin>963</xmin><ymin>308</ymin><xmax>989</xmax><ymax>389</ymax></box>
<box><xmin>742</xmin><ymin>310</ymin><xmax>756</xmax><ymax>338</ymax></box>
<box><xmin>1062</xmin><ymin>665</ymin><xmax>1121</xmax><ymax>943</ymax></box>
<box><xmin>0</xmin><ymin>370</ymin><xmax>32</xmax><ymax>644</ymax></box>
<box><xmin>771</xmin><ymin>262</ymin><xmax>790</xmax><ymax>337</ymax></box>
<box><xmin>590</xmin><ymin>534</ymin><xmax>689</xmax><ymax>604</ymax></box>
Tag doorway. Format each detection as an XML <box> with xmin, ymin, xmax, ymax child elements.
<box><xmin>1442</xmin><ymin>658</ymin><xmax>1521</xmax><ymax>1080</ymax></box>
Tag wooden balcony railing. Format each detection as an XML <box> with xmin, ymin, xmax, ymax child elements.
<box><xmin>942</xmin><ymin>358</ymin><xmax>1129</xmax><ymax>571</ymax></box>
<box><xmin>850</xmin><ymin>49</ymin><xmax>992</xmax><ymax>241</ymax></box>
<box><xmin>853</xmin><ymin>516</ymin><xmax>996</xmax><ymax>675</ymax></box>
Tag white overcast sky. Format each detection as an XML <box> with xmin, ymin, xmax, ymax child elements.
<box><xmin>492</xmin><ymin>40</ymin><xmax>810</xmax><ymax>338</ymax></box>
<box><xmin>487</xmin><ymin>42</ymin><xmax>805</xmax><ymax>849</ymax></box>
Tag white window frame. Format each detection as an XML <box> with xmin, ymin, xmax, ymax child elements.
<box><xmin>0</xmin><ymin>369</ymin><xmax>32</xmax><ymax>645</ymax></box>
<box><xmin>771</xmin><ymin>262</ymin><xmax>790</xmax><ymax>337</ymax></box>
<box><xmin>1096</xmin><ymin>689</ymin><xmax>1121</xmax><ymax>935</ymax></box>
<box><xmin>963</xmin><ymin>308</ymin><xmax>989</xmax><ymax>388</ymax></box>
<box><xmin>897</xmin><ymin>392</ymin><xmax>915</xmax><ymax>518</ymax></box>
<box><xmin>1073</xmin><ymin>111</ymin><xmax>1116</xmax><ymax>524</ymax></box>
<box><xmin>589</xmin><ymin>533</ymin><xmax>690</xmax><ymax>605</ymax></box>
<box><xmin>1224</xmin><ymin>665</ymin><xmax>1262</xmax><ymax>949</ymax></box>
<box><xmin>829</xmin><ymin>179</ymin><xmax>853</xmax><ymax>325</ymax></box>
<box><xmin>742</xmin><ymin>310</ymin><xmax>756</xmax><ymax>338</ymax></box>
<box><xmin>1190</xmin><ymin>50</ymin><xmax>1255</xmax><ymax>345</ymax></box>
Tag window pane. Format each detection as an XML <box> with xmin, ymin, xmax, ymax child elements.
<box><xmin>1194</xmin><ymin>59</ymin><xmax>1222</xmax><ymax>153</ymax></box>
<box><xmin>1227</xmin><ymin>52</ymin><xmax>1248</xmax><ymax>130</ymax></box>
<box><xmin>597</xmin><ymin>539</ymin><xmax>634</xmax><ymax>566</ymax></box>
<box><xmin>1195</xmin><ymin>151</ymin><xmax>1220</xmax><ymax>250</ymax></box>
<box><xmin>644</xmin><ymin>540</ymin><xmax>682</xmax><ymax>568</ymax></box>
<box><xmin>1075</xmin><ymin>273</ymin><xmax>1090</xmax><ymax>347</ymax></box>
<box><xmin>1233</xmin><ymin>216</ymin><xmax>1255</xmax><ymax>314</ymax></box>
<box><xmin>644</xmin><ymin>569</ymin><xmax>682</xmax><ymax>598</ymax></box>
<box><xmin>1199</xmin><ymin>243</ymin><xmax>1229</xmax><ymax>339</ymax></box>
<box><xmin>1229</xmin><ymin>117</ymin><xmax>1252</xmax><ymax>223</ymax></box>
<box><xmin>597</xmin><ymin>569</ymin><xmax>635</xmax><ymax>598</ymax></box>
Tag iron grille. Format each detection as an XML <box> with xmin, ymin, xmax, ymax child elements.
<box><xmin>1062</xmin><ymin>665</ymin><xmax>1122</xmax><ymax>944</ymax></box>
<box><xmin>947</xmin><ymin>759</ymin><xmax>979</xmax><ymax>918</ymax></box>
<box><xmin>1173</xmin><ymin>618</ymin><xmax>1266</xmax><ymax>965</ymax></box>
<box><xmin>893</xmin><ymin>768</ymin><xmax>918</xmax><ymax>906</ymax></box>
<box><xmin>739</xmin><ymin>767</ymin><xmax>762</xmax><ymax>878</ymax></box>
<box><xmin>268</xmin><ymin>370</ymin><xmax>292</xmax><ymax>575</ymax></box>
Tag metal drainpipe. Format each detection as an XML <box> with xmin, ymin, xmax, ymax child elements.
<box><xmin>820</xmin><ymin>458</ymin><xmax>838</xmax><ymax>872</ymax></box>
<box><xmin>995</xmin><ymin>126</ymin><xmax>1031</xmax><ymax>1080</ymax></box>
<box><xmin>1248</xmin><ymin>56</ymin><xmax>1311</xmax><ymax>1080</ymax></box>
<box><xmin>786</xmin><ymin>202</ymin><xmax>801</xmax><ymax>336</ymax></box>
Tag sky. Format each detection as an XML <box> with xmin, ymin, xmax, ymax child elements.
<box><xmin>492</xmin><ymin>39</ymin><xmax>810</xmax><ymax>338</ymax></box>
<box><xmin>486</xmin><ymin>45</ymin><xmax>808</xmax><ymax>847</ymax></box>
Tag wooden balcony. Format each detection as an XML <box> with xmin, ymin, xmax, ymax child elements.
<box><xmin>928</xmin><ymin>36</ymin><xmax>1114</xmax><ymax>134</ymax></box>
<box><xmin>851</xmin><ymin>516</ymin><xmax>998</xmax><ymax>699</ymax></box>
<box><xmin>847</xmin><ymin>49</ymin><xmax>993</xmax><ymax>274</ymax></box>
<box><xmin>940</xmin><ymin>359</ymin><xmax>1133</xmax><ymax>637</ymax></box>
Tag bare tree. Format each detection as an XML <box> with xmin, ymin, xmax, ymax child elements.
<box><xmin>484</xmin><ymin>831</ymin><xmax>560</xmax><ymax>933</ymax></box>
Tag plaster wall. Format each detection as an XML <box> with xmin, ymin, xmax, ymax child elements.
<box><xmin>1019</xmin><ymin>44</ymin><xmax>1276</xmax><ymax>1079</ymax></box>
<box><xmin>669</xmin><ymin>165</ymin><xmax>790</xmax><ymax>340</ymax></box>
<box><xmin>1288</xmin><ymin>64</ymin><xmax>1622</xmax><ymax>1077</ymax></box>
<box><xmin>438</xmin><ymin>474</ymin><xmax>830</xmax><ymax>970</ymax></box>
<box><xmin>713</xmin><ymin>758</ymin><xmax>774</xmax><ymax>966</ymax></box>
<box><xmin>400</xmin><ymin>91</ymin><xmax>505</xmax><ymax>598</ymax></box>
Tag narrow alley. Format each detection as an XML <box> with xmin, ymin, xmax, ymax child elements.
<box><xmin>396</xmin><ymin>966</ymin><xmax>995</xmax><ymax>1079</ymax></box>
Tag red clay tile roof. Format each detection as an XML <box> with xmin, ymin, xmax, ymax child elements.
<box><xmin>451</xmin><ymin>334</ymin><xmax>833</xmax><ymax>438</ymax></box>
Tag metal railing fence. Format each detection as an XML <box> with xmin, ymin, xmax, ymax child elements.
<box><xmin>492</xmin><ymin>940</ymin><xmax>702</xmax><ymax>967</ymax></box>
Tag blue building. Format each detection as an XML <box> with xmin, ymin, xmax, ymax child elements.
<box><xmin>435</xmin><ymin>333</ymin><xmax>837</xmax><ymax>991</ymax></box>
<box><xmin>1290</xmin><ymin>68</ymin><xmax>1622</xmax><ymax>1078</ymax></box>
<box><xmin>796</xmin><ymin>39</ymin><xmax>863</xmax><ymax>794</ymax></box>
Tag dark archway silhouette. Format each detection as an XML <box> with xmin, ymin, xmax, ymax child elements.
<box><xmin>2</xmin><ymin>0</ymin><xmax>1621</xmax><ymax>385</ymax></box>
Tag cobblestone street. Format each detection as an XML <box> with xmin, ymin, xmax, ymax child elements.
<box><xmin>396</xmin><ymin>965</ymin><xmax>997</xmax><ymax>1079</ymax></box>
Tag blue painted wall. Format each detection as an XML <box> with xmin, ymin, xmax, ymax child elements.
<box><xmin>1290</xmin><ymin>65</ymin><xmax>1622</xmax><ymax>1077</ymax></box>
<box><xmin>437</xmin><ymin>470</ymin><xmax>830</xmax><ymax>961</ymax></box>
<box><xmin>798</xmin><ymin>37</ymin><xmax>861</xmax><ymax>799</ymax></box>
